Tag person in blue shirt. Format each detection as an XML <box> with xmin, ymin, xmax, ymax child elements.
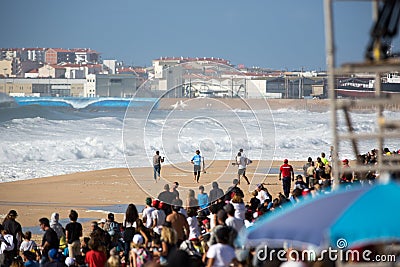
<box><xmin>197</xmin><ymin>185</ymin><xmax>209</xmax><ymax>210</ymax></box>
<box><xmin>191</xmin><ymin>150</ymin><xmax>202</xmax><ymax>183</ymax></box>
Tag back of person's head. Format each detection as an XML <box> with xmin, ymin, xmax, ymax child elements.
<box><xmin>88</xmin><ymin>237</ymin><xmax>101</xmax><ymax>251</ymax></box>
<box><xmin>166</xmin><ymin>249</ymin><xmax>191</xmax><ymax>267</ymax></box>
<box><xmin>212</xmin><ymin>181</ymin><xmax>218</xmax><ymax>188</ymax></box>
<box><xmin>232</xmin><ymin>194</ymin><xmax>243</xmax><ymax>203</ymax></box>
<box><xmin>164</xmin><ymin>184</ymin><xmax>170</xmax><ymax>191</ymax></box>
<box><xmin>145</xmin><ymin>197</ymin><xmax>152</xmax><ymax>206</ymax></box>
<box><xmin>107</xmin><ymin>213</ymin><xmax>114</xmax><ymax>221</ymax></box>
<box><xmin>125</xmin><ymin>203</ymin><xmax>138</xmax><ymax>224</ymax></box>
<box><xmin>51</xmin><ymin>212</ymin><xmax>59</xmax><ymax>222</ymax></box>
<box><xmin>23</xmin><ymin>251</ymin><xmax>36</xmax><ymax>261</ymax></box>
<box><xmin>215</xmin><ymin>226</ymin><xmax>230</xmax><ymax>244</ymax></box>
<box><xmin>308</xmin><ymin>157</ymin><xmax>312</xmax><ymax>162</ymax></box>
<box><xmin>152</xmin><ymin>199</ymin><xmax>160</xmax><ymax>209</ymax></box>
<box><xmin>172</xmin><ymin>205</ymin><xmax>181</xmax><ymax>212</ymax></box>
<box><xmin>69</xmin><ymin>210</ymin><xmax>78</xmax><ymax>221</ymax></box>
<box><xmin>224</xmin><ymin>203</ymin><xmax>235</xmax><ymax>216</ymax></box>
<box><xmin>106</xmin><ymin>255</ymin><xmax>120</xmax><ymax>267</ymax></box>
<box><xmin>10</xmin><ymin>258</ymin><xmax>23</xmax><ymax>267</ymax></box>
<box><xmin>217</xmin><ymin>209</ymin><xmax>228</xmax><ymax>224</ymax></box>
<box><xmin>75</xmin><ymin>255</ymin><xmax>85</xmax><ymax>266</ymax></box>
<box><xmin>161</xmin><ymin>225</ymin><xmax>177</xmax><ymax>245</ymax></box>
<box><xmin>156</xmin><ymin>150</ymin><xmax>160</xmax><ymax>155</ymax></box>
<box><xmin>83</xmin><ymin>237</ymin><xmax>90</xmax><ymax>245</ymax></box>
<box><xmin>23</xmin><ymin>231</ymin><xmax>32</xmax><ymax>240</ymax></box>
<box><xmin>188</xmin><ymin>189</ymin><xmax>195</xmax><ymax>198</ymax></box>
<box><xmin>39</xmin><ymin>217</ymin><xmax>50</xmax><ymax>227</ymax></box>
<box><xmin>187</xmin><ymin>207</ymin><xmax>197</xmax><ymax>217</ymax></box>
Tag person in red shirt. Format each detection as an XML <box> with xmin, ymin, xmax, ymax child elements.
<box><xmin>85</xmin><ymin>238</ymin><xmax>107</xmax><ymax>267</ymax></box>
<box><xmin>279</xmin><ymin>159</ymin><xmax>294</xmax><ymax>198</ymax></box>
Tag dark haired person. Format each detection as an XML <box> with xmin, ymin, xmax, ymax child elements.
<box><xmin>153</xmin><ymin>150</ymin><xmax>164</xmax><ymax>182</ymax></box>
<box><xmin>206</xmin><ymin>226</ymin><xmax>237</xmax><ymax>267</ymax></box>
<box><xmin>39</xmin><ymin>217</ymin><xmax>59</xmax><ymax>266</ymax></box>
<box><xmin>2</xmin><ymin>210</ymin><xmax>23</xmax><ymax>261</ymax></box>
<box><xmin>279</xmin><ymin>159</ymin><xmax>294</xmax><ymax>198</ymax></box>
<box><xmin>65</xmin><ymin>210</ymin><xmax>83</xmax><ymax>258</ymax></box>
<box><xmin>191</xmin><ymin>150</ymin><xmax>202</xmax><ymax>183</ymax></box>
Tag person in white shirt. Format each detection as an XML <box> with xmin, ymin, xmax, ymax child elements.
<box><xmin>142</xmin><ymin>197</ymin><xmax>155</xmax><ymax>229</ymax></box>
<box><xmin>236</xmin><ymin>152</ymin><xmax>251</xmax><ymax>185</ymax></box>
<box><xmin>224</xmin><ymin>204</ymin><xmax>244</xmax><ymax>233</ymax></box>
<box><xmin>206</xmin><ymin>226</ymin><xmax>237</xmax><ymax>267</ymax></box>
<box><xmin>256</xmin><ymin>184</ymin><xmax>270</xmax><ymax>204</ymax></box>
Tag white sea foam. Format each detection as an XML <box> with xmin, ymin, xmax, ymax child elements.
<box><xmin>0</xmin><ymin>107</ymin><xmax>398</xmax><ymax>182</ymax></box>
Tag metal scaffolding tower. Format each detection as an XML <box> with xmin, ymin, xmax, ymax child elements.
<box><xmin>324</xmin><ymin>0</ymin><xmax>400</xmax><ymax>187</ymax></box>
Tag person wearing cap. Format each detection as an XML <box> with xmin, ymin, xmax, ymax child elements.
<box><xmin>2</xmin><ymin>209</ymin><xmax>22</xmax><ymax>259</ymax></box>
<box><xmin>45</xmin><ymin>248</ymin><xmax>64</xmax><ymax>267</ymax></box>
<box><xmin>129</xmin><ymin>234</ymin><xmax>150</xmax><ymax>267</ymax></box>
<box><xmin>340</xmin><ymin>159</ymin><xmax>353</xmax><ymax>184</ymax></box>
<box><xmin>191</xmin><ymin>149</ymin><xmax>202</xmax><ymax>183</ymax></box>
<box><xmin>142</xmin><ymin>197</ymin><xmax>155</xmax><ymax>229</ymax></box>
<box><xmin>151</xmin><ymin>200</ymin><xmax>166</xmax><ymax>233</ymax></box>
<box><xmin>279</xmin><ymin>159</ymin><xmax>294</xmax><ymax>198</ymax></box>
<box><xmin>64</xmin><ymin>257</ymin><xmax>75</xmax><ymax>267</ymax></box>
<box><xmin>97</xmin><ymin>218</ymin><xmax>106</xmax><ymax>229</ymax></box>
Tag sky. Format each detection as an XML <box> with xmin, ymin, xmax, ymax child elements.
<box><xmin>1</xmin><ymin>0</ymin><xmax>393</xmax><ymax>71</ymax></box>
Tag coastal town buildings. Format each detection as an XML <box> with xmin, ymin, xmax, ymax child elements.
<box><xmin>1</xmin><ymin>46</ymin><xmax>398</xmax><ymax>99</ymax></box>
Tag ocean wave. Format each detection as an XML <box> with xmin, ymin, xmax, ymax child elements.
<box><xmin>1</xmin><ymin>106</ymin><xmax>399</xmax><ymax>183</ymax></box>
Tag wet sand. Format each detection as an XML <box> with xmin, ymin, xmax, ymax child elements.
<box><xmin>0</xmin><ymin>159</ymin><xmax>306</xmax><ymax>240</ymax></box>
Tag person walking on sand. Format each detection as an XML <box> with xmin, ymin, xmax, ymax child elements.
<box><xmin>191</xmin><ymin>150</ymin><xmax>202</xmax><ymax>183</ymax></box>
<box><xmin>235</xmin><ymin>152</ymin><xmax>251</xmax><ymax>185</ymax></box>
<box><xmin>279</xmin><ymin>159</ymin><xmax>294</xmax><ymax>198</ymax></box>
<box><xmin>153</xmin><ymin>151</ymin><xmax>164</xmax><ymax>182</ymax></box>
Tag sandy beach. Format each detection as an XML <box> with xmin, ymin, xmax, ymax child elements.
<box><xmin>0</xmin><ymin>159</ymin><xmax>307</xmax><ymax>239</ymax></box>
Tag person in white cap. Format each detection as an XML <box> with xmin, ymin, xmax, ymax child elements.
<box><xmin>129</xmin><ymin>234</ymin><xmax>150</xmax><ymax>267</ymax></box>
<box><xmin>65</xmin><ymin>257</ymin><xmax>75</xmax><ymax>267</ymax></box>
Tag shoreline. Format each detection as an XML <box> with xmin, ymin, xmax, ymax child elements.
<box><xmin>0</xmin><ymin>160</ymin><xmax>307</xmax><ymax>232</ymax></box>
